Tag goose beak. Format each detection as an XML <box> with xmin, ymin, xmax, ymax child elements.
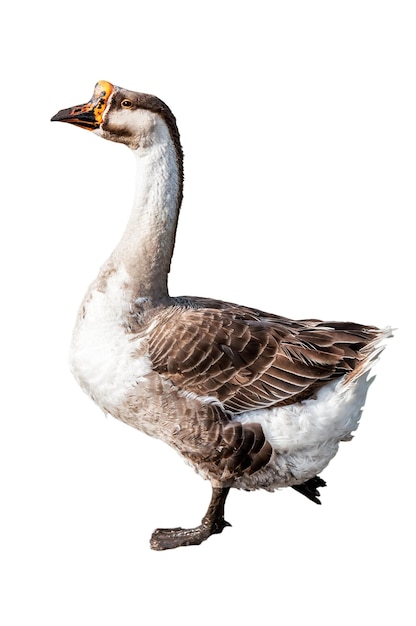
<box><xmin>51</xmin><ymin>80</ymin><xmax>114</xmax><ymax>131</ymax></box>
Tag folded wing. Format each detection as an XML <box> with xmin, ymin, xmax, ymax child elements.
<box><xmin>148</xmin><ymin>298</ymin><xmax>380</xmax><ymax>415</ymax></box>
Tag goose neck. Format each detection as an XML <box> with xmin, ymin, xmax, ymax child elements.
<box><xmin>112</xmin><ymin>127</ymin><xmax>182</xmax><ymax>299</ymax></box>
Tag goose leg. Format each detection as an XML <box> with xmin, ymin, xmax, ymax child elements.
<box><xmin>150</xmin><ymin>486</ymin><xmax>231</xmax><ymax>551</ymax></box>
<box><xmin>291</xmin><ymin>475</ymin><xmax>327</xmax><ymax>504</ymax></box>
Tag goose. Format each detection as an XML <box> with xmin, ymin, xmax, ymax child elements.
<box><xmin>51</xmin><ymin>81</ymin><xmax>391</xmax><ymax>550</ymax></box>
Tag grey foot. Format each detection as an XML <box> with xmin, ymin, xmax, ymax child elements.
<box><xmin>150</xmin><ymin>485</ymin><xmax>231</xmax><ymax>551</ymax></box>
<box><xmin>150</xmin><ymin>518</ymin><xmax>231</xmax><ymax>551</ymax></box>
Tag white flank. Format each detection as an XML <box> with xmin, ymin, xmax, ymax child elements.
<box><xmin>235</xmin><ymin>373</ymin><xmax>374</xmax><ymax>479</ymax></box>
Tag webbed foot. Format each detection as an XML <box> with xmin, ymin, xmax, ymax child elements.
<box><xmin>150</xmin><ymin>518</ymin><xmax>231</xmax><ymax>550</ymax></box>
<box><xmin>150</xmin><ymin>486</ymin><xmax>231</xmax><ymax>551</ymax></box>
<box><xmin>292</xmin><ymin>475</ymin><xmax>327</xmax><ymax>505</ymax></box>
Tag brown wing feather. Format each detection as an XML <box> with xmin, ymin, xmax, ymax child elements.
<box><xmin>147</xmin><ymin>297</ymin><xmax>381</xmax><ymax>414</ymax></box>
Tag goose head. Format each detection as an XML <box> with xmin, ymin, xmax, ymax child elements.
<box><xmin>51</xmin><ymin>80</ymin><xmax>181</xmax><ymax>152</ymax></box>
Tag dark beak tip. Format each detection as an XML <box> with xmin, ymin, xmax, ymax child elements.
<box><xmin>50</xmin><ymin>108</ymin><xmax>69</xmax><ymax>123</ymax></box>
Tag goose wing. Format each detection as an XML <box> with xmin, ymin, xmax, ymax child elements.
<box><xmin>147</xmin><ymin>299</ymin><xmax>378</xmax><ymax>414</ymax></box>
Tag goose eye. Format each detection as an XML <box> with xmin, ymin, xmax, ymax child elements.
<box><xmin>121</xmin><ymin>99</ymin><xmax>133</xmax><ymax>109</ymax></box>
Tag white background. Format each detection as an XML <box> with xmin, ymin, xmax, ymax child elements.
<box><xmin>1</xmin><ymin>1</ymin><xmax>414</xmax><ymax>624</ymax></box>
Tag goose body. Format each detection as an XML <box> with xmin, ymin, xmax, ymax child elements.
<box><xmin>52</xmin><ymin>81</ymin><xmax>391</xmax><ymax>549</ymax></box>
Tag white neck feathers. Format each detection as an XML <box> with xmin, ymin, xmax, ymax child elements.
<box><xmin>111</xmin><ymin>117</ymin><xmax>181</xmax><ymax>298</ymax></box>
